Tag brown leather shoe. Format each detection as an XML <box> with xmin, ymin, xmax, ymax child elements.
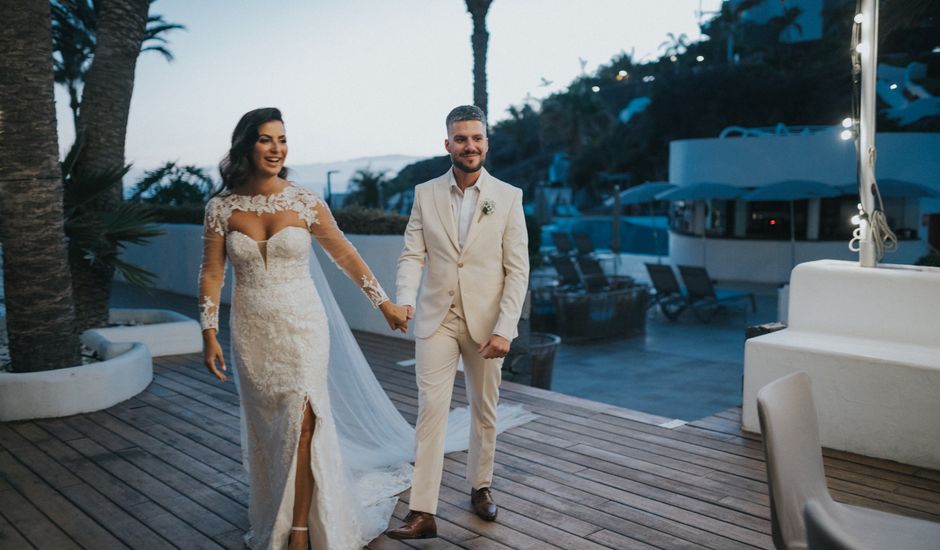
<box><xmin>471</xmin><ymin>487</ymin><xmax>498</xmax><ymax>521</ymax></box>
<box><xmin>384</xmin><ymin>511</ymin><xmax>437</xmax><ymax>540</ymax></box>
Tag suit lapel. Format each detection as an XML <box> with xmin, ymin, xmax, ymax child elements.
<box><xmin>432</xmin><ymin>175</ymin><xmax>460</xmax><ymax>251</ymax></box>
<box><xmin>460</xmin><ymin>169</ymin><xmax>492</xmax><ymax>253</ymax></box>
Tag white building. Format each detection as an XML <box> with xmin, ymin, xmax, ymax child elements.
<box><xmin>666</xmin><ymin>128</ymin><xmax>940</xmax><ymax>283</ymax></box>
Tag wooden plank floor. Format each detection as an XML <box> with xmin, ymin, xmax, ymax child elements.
<box><xmin>2</xmin><ymin>332</ymin><xmax>939</xmax><ymax>549</ymax></box>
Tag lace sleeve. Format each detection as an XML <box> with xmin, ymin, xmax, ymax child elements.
<box><xmin>198</xmin><ymin>199</ymin><xmax>227</xmax><ymax>331</ymax></box>
<box><xmin>303</xmin><ymin>191</ymin><xmax>389</xmax><ymax>308</ymax></box>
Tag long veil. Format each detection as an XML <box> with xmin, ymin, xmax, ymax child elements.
<box><xmin>309</xmin><ymin>244</ymin><xmax>537</xmax><ymax>480</ymax></box>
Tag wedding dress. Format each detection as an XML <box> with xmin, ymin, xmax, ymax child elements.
<box><xmin>198</xmin><ymin>185</ymin><xmax>535</xmax><ymax>549</ymax></box>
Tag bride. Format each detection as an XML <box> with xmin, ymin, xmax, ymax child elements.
<box><xmin>198</xmin><ymin>108</ymin><xmax>533</xmax><ymax>549</ymax></box>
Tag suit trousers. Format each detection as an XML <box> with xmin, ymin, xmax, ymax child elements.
<box><xmin>409</xmin><ymin>309</ymin><xmax>502</xmax><ymax>514</ymax></box>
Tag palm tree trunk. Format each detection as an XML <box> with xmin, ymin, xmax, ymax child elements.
<box><xmin>465</xmin><ymin>0</ymin><xmax>492</xmax><ymax>117</ymax></box>
<box><xmin>70</xmin><ymin>0</ymin><xmax>150</xmax><ymax>332</ymax></box>
<box><xmin>0</xmin><ymin>0</ymin><xmax>82</xmax><ymax>372</ymax></box>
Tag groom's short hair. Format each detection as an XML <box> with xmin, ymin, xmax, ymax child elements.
<box><xmin>446</xmin><ymin>105</ymin><xmax>487</xmax><ymax>133</ymax></box>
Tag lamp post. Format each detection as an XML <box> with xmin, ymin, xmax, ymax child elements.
<box><xmin>856</xmin><ymin>0</ymin><xmax>878</xmax><ymax>267</ymax></box>
<box><xmin>326</xmin><ymin>169</ymin><xmax>339</xmax><ymax>208</ymax></box>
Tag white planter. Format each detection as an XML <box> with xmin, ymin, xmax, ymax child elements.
<box><xmin>90</xmin><ymin>308</ymin><xmax>202</xmax><ymax>356</ymax></box>
<box><xmin>0</xmin><ymin>334</ymin><xmax>152</xmax><ymax>422</ymax></box>
<box><xmin>0</xmin><ymin>308</ymin><xmax>203</xmax><ymax>421</ymax></box>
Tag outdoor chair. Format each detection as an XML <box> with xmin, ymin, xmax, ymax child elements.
<box><xmin>677</xmin><ymin>265</ymin><xmax>755</xmax><ymax>322</ymax></box>
<box><xmin>572</xmin><ymin>231</ymin><xmax>596</xmax><ymax>256</ymax></box>
<box><xmin>550</xmin><ymin>255</ymin><xmax>582</xmax><ymax>287</ymax></box>
<box><xmin>644</xmin><ymin>263</ymin><xmax>688</xmax><ymax>321</ymax></box>
<box><xmin>550</xmin><ymin>232</ymin><xmax>576</xmax><ymax>256</ymax></box>
<box><xmin>576</xmin><ymin>255</ymin><xmax>609</xmax><ymax>292</ymax></box>
<box><xmin>757</xmin><ymin>372</ymin><xmax>940</xmax><ymax>550</ymax></box>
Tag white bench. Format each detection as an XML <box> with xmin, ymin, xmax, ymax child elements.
<box><xmin>742</xmin><ymin>260</ymin><xmax>940</xmax><ymax>469</ymax></box>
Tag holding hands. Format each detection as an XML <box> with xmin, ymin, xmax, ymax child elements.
<box><xmin>381</xmin><ymin>302</ymin><xmax>413</xmax><ymax>333</ymax></box>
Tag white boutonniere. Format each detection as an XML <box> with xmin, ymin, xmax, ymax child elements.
<box><xmin>479</xmin><ymin>198</ymin><xmax>496</xmax><ymax>221</ymax></box>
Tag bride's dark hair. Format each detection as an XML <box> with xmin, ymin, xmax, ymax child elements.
<box><xmin>216</xmin><ymin>107</ymin><xmax>289</xmax><ymax>194</ymax></box>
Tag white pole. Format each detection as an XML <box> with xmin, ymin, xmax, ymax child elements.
<box><xmin>857</xmin><ymin>0</ymin><xmax>879</xmax><ymax>267</ymax></box>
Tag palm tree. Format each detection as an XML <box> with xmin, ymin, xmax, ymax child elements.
<box><xmin>50</xmin><ymin>1</ymin><xmax>95</xmax><ymax>132</ymax></box>
<box><xmin>464</xmin><ymin>0</ymin><xmax>493</xmax><ymax>116</ymax></box>
<box><xmin>345</xmin><ymin>168</ymin><xmax>390</xmax><ymax>209</ymax></box>
<box><xmin>658</xmin><ymin>32</ymin><xmax>690</xmax><ymax>59</ymax></box>
<box><xmin>68</xmin><ymin>0</ymin><xmax>151</xmax><ymax>332</ymax></box>
<box><xmin>0</xmin><ymin>0</ymin><xmax>82</xmax><ymax>372</ymax></box>
<box><xmin>128</xmin><ymin>162</ymin><xmax>215</xmax><ymax>206</ymax></box>
<box><xmin>51</xmin><ymin>0</ymin><xmax>185</xmax><ymax>134</ymax></box>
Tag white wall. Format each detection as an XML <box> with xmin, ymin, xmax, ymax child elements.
<box><xmin>119</xmin><ymin>225</ymin><xmax>413</xmax><ymax>339</ymax></box>
<box><xmin>669</xmin><ymin>232</ymin><xmax>927</xmax><ymax>284</ymax></box>
<box><xmin>314</xmin><ymin>235</ymin><xmax>414</xmax><ymax>341</ymax></box>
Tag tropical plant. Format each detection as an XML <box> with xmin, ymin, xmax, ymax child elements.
<box><xmin>538</xmin><ymin>87</ymin><xmax>613</xmax><ymax>158</ymax></box>
<box><xmin>62</xmin><ymin>141</ymin><xmax>164</xmax><ymax>330</ymax></box>
<box><xmin>344</xmin><ymin>167</ymin><xmax>390</xmax><ymax>209</ymax></box>
<box><xmin>464</xmin><ymin>0</ymin><xmax>493</xmax><ymax>116</ymax></box>
<box><xmin>0</xmin><ymin>1</ymin><xmax>82</xmax><ymax>372</ymax></box>
<box><xmin>658</xmin><ymin>32</ymin><xmax>690</xmax><ymax>58</ymax></box>
<box><xmin>50</xmin><ymin>0</ymin><xmax>185</xmax><ymax>133</ymax></box>
<box><xmin>129</xmin><ymin>162</ymin><xmax>215</xmax><ymax>205</ymax></box>
<box><xmin>50</xmin><ymin>0</ymin><xmax>95</xmax><ymax>131</ymax></box>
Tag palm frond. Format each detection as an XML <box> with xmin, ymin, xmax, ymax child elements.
<box><xmin>99</xmin><ymin>203</ymin><xmax>165</xmax><ymax>245</ymax></box>
<box><xmin>63</xmin><ymin>164</ymin><xmax>131</xmax><ymax>215</ymax></box>
<box><xmin>109</xmin><ymin>256</ymin><xmax>157</xmax><ymax>288</ymax></box>
<box><xmin>141</xmin><ymin>45</ymin><xmax>174</xmax><ymax>62</ymax></box>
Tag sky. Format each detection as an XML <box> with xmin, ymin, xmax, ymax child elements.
<box><xmin>54</xmin><ymin>0</ymin><xmax>722</xmax><ymax>175</ymax></box>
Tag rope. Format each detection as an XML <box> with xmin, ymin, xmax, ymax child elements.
<box><xmin>847</xmin><ymin>0</ymin><xmax>897</xmax><ymax>262</ymax></box>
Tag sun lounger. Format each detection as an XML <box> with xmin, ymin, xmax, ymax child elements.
<box><xmin>644</xmin><ymin>263</ymin><xmax>687</xmax><ymax>321</ymax></box>
<box><xmin>677</xmin><ymin>265</ymin><xmax>755</xmax><ymax>322</ymax></box>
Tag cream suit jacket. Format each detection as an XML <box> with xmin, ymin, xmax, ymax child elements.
<box><xmin>396</xmin><ymin>168</ymin><xmax>530</xmax><ymax>342</ymax></box>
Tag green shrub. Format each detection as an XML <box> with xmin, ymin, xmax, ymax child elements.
<box><xmin>332</xmin><ymin>206</ymin><xmax>408</xmax><ymax>235</ymax></box>
<box><xmin>148</xmin><ymin>203</ymin><xmax>408</xmax><ymax>235</ymax></box>
<box><xmin>146</xmin><ymin>203</ymin><xmax>205</xmax><ymax>225</ymax></box>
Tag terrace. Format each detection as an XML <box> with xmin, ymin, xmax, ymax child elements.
<box><xmin>1</xmin><ymin>284</ymin><xmax>937</xmax><ymax>549</ymax></box>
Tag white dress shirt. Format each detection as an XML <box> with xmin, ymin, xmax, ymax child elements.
<box><xmin>449</xmin><ymin>170</ymin><xmax>483</xmax><ymax>248</ymax></box>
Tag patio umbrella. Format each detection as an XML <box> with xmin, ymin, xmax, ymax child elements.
<box><xmin>605</xmin><ymin>182</ymin><xmax>676</xmax><ymax>263</ymax></box>
<box><xmin>837</xmin><ymin>179</ymin><xmax>939</xmax><ymax>199</ymax></box>
<box><xmin>654</xmin><ymin>182</ymin><xmax>747</xmax><ymax>202</ymax></box>
<box><xmin>742</xmin><ymin>180</ymin><xmax>841</xmax><ymax>268</ymax></box>
<box><xmin>603</xmin><ymin>181</ymin><xmax>676</xmax><ymax>206</ymax></box>
<box><xmin>656</xmin><ymin>183</ymin><xmax>748</xmax><ymax>266</ymax></box>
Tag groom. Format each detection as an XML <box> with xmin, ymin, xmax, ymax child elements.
<box><xmin>386</xmin><ymin>105</ymin><xmax>529</xmax><ymax>539</ymax></box>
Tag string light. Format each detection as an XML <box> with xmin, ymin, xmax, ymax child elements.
<box><xmin>670</xmin><ymin>55</ymin><xmax>678</xmax><ymax>62</ymax></box>
<box><xmin>841</xmin><ymin>117</ymin><xmax>853</xmax><ymax>128</ymax></box>
<box><xmin>855</xmin><ymin>43</ymin><xmax>866</xmax><ymax>54</ymax></box>
<box><xmin>840</xmin><ymin>129</ymin><xmax>854</xmax><ymax>140</ymax></box>
<box><xmin>696</xmin><ymin>55</ymin><xmax>705</xmax><ymax>62</ymax></box>
<box><xmin>889</xmin><ymin>83</ymin><xmax>898</xmax><ymax>90</ymax></box>
<box><xmin>591</xmin><ymin>85</ymin><xmax>600</xmax><ymax>93</ymax></box>
<box><xmin>854</xmin><ymin>13</ymin><xmax>864</xmax><ymax>23</ymax></box>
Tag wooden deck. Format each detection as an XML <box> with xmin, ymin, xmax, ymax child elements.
<box><xmin>2</xmin><ymin>331</ymin><xmax>939</xmax><ymax>549</ymax></box>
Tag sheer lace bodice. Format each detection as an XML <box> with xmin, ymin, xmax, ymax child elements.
<box><xmin>198</xmin><ymin>185</ymin><xmax>387</xmax><ymax>331</ymax></box>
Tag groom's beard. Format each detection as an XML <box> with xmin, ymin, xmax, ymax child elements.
<box><xmin>451</xmin><ymin>151</ymin><xmax>486</xmax><ymax>174</ymax></box>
